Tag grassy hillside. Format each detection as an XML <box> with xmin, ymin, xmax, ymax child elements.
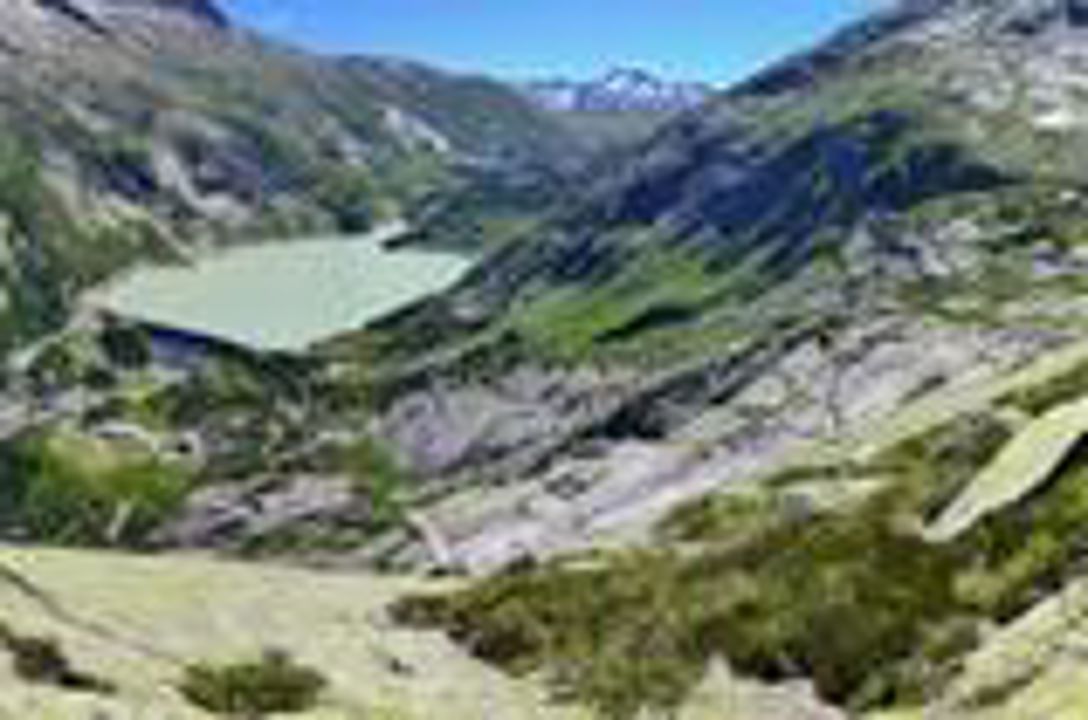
<box><xmin>0</xmin><ymin>547</ymin><xmax>590</xmax><ymax>719</ymax></box>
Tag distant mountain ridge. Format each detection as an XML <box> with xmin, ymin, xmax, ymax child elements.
<box><xmin>522</xmin><ymin>67</ymin><xmax>714</xmax><ymax>113</ymax></box>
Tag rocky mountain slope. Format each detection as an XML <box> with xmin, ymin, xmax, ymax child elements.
<box><xmin>11</xmin><ymin>1</ymin><xmax>1088</xmax><ymax>719</ymax></box>
<box><xmin>363</xmin><ymin>0</ymin><xmax>1088</xmax><ymax>559</ymax></box>
<box><xmin>370</xmin><ymin>0</ymin><xmax>1088</xmax><ymax>495</ymax></box>
<box><xmin>0</xmin><ymin>0</ymin><xmax>580</xmax><ymax>349</ymax></box>
<box><xmin>324</xmin><ymin>1</ymin><xmax>1088</xmax><ymax>715</ymax></box>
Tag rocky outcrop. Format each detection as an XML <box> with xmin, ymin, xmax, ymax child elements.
<box><xmin>33</xmin><ymin>0</ymin><xmax>229</xmax><ymax>30</ymax></box>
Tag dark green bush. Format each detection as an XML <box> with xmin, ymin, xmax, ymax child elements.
<box><xmin>0</xmin><ymin>621</ymin><xmax>114</xmax><ymax>694</ymax></box>
<box><xmin>1000</xmin><ymin>358</ymin><xmax>1088</xmax><ymax>416</ymax></box>
<box><xmin>340</xmin><ymin>436</ymin><xmax>409</xmax><ymax>530</ymax></box>
<box><xmin>954</xmin><ymin>442</ymin><xmax>1088</xmax><ymax>621</ymax></box>
<box><xmin>656</xmin><ymin>490</ymin><xmax>792</xmax><ymax>544</ymax></box>
<box><xmin>99</xmin><ymin>321</ymin><xmax>152</xmax><ymax>369</ymax></box>
<box><xmin>395</xmin><ymin>488</ymin><xmax>969</xmax><ymax>718</ymax></box>
<box><xmin>178</xmin><ymin>649</ymin><xmax>327</xmax><ymax>716</ymax></box>
<box><xmin>869</xmin><ymin>412</ymin><xmax>1012</xmax><ymax>521</ymax></box>
<box><xmin>0</xmin><ymin>434</ymin><xmax>191</xmax><ymax>546</ymax></box>
<box><xmin>26</xmin><ymin>340</ymin><xmax>83</xmax><ymax>395</ymax></box>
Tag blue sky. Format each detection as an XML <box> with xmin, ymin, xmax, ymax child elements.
<box><xmin>224</xmin><ymin>1</ymin><xmax>874</xmax><ymax>84</ymax></box>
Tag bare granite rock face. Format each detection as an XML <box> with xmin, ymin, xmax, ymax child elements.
<box><xmin>31</xmin><ymin>0</ymin><xmax>229</xmax><ymax>30</ymax></box>
<box><xmin>380</xmin><ymin>317</ymin><xmax>1070</xmax><ymax>573</ymax></box>
<box><xmin>152</xmin><ymin>475</ymin><xmax>362</xmax><ymax>551</ymax></box>
<box><xmin>376</xmin><ymin>365</ymin><xmax>635</xmax><ymax>478</ymax></box>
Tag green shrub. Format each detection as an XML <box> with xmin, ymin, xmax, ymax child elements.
<box><xmin>99</xmin><ymin>321</ymin><xmax>152</xmax><ymax>369</ymax></box>
<box><xmin>869</xmin><ymin>412</ymin><xmax>1012</xmax><ymax>521</ymax></box>
<box><xmin>26</xmin><ymin>340</ymin><xmax>84</xmax><ymax>394</ymax></box>
<box><xmin>396</xmin><ymin>490</ymin><xmax>967</xmax><ymax>718</ymax></box>
<box><xmin>0</xmin><ymin>621</ymin><xmax>114</xmax><ymax>694</ymax></box>
<box><xmin>178</xmin><ymin>650</ymin><xmax>327</xmax><ymax>716</ymax></box>
<box><xmin>310</xmin><ymin>166</ymin><xmax>384</xmax><ymax>232</ymax></box>
<box><xmin>656</xmin><ymin>491</ymin><xmax>789</xmax><ymax>544</ymax></box>
<box><xmin>1000</xmin><ymin>358</ymin><xmax>1088</xmax><ymax>416</ymax></box>
<box><xmin>340</xmin><ymin>436</ymin><xmax>409</xmax><ymax>530</ymax></box>
<box><xmin>152</xmin><ymin>359</ymin><xmax>270</xmax><ymax>425</ymax></box>
<box><xmin>954</xmin><ymin>443</ymin><xmax>1088</xmax><ymax>620</ymax></box>
<box><xmin>0</xmin><ymin>434</ymin><xmax>191</xmax><ymax>546</ymax></box>
<box><xmin>23</xmin><ymin>458</ymin><xmax>189</xmax><ymax>545</ymax></box>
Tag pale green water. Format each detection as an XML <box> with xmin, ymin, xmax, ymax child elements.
<box><xmin>94</xmin><ymin>234</ymin><xmax>473</xmax><ymax>352</ymax></box>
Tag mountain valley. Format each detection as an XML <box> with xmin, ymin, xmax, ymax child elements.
<box><xmin>8</xmin><ymin>0</ymin><xmax>1088</xmax><ymax>718</ymax></box>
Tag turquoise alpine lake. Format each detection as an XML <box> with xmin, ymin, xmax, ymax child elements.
<box><xmin>91</xmin><ymin>228</ymin><xmax>473</xmax><ymax>352</ymax></box>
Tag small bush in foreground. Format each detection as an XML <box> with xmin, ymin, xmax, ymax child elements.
<box><xmin>0</xmin><ymin>621</ymin><xmax>115</xmax><ymax>694</ymax></box>
<box><xmin>178</xmin><ymin>649</ymin><xmax>327</xmax><ymax>716</ymax></box>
